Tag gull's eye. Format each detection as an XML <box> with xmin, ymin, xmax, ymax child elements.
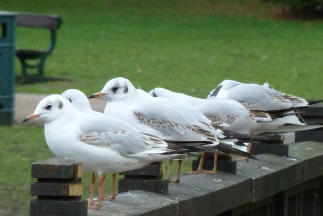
<box><xmin>69</xmin><ymin>98</ymin><xmax>72</xmax><ymax>103</ymax></box>
<box><xmin>45</xmin><ymin>105</ymin><xmax>52</xmax><ymax>110</ymax></box>
<box><xmin>112</xmin><ymin>86</ymin><xmax>119</xmax><ymax>93</ymax></box>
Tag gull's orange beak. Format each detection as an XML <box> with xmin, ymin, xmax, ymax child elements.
<box><xmin>22</xmin><ymin>114</ymin><xmax>40</xmax><ymax>123</ymax></box>
<box><xmin>88</xmin><ymin>92</ymin><xmax>105</xmax><ymax>99</ymax></box>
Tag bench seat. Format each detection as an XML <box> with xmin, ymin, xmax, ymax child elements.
<box><xmin>16</xmin><ymin>49</ymin><xmax>49</xmax><ymax>60</ymax></box>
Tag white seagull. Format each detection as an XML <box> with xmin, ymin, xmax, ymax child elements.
<box><xmin>149</xmin><ymin>87</ymin><xmax>321</xmax><ymax>136</ymax></box>
<box><xmin>89</xmin><ymin>77</ymin><xmax>253</xmax><ymax>181</ymax></box>
<box><xmin>61</xmin><ymin>89</ymin><xmax>93</xmax><ymax>112</ymax></box>
<box><xmin>149</xmin><ymin>87</ymin><xmax>271</xmax><ymax>135</ymax></box>
<box><xmin>208</xmin><ymin>80</ymin><xmax>323</xmax><ymax>111</ymax></box>
<box><xmin>23</xmin><ymin>94</ymin><xmax>210</xmax><ymax>209</ymax></box>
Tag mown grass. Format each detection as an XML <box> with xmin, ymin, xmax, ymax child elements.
<box><xmin>1</xmin><ymin>0</ymin><xmax>322</xmax><ymax>98</ymax></box>
<box><xmin>1</xmin><ymin>0</ymin><xmax>323</xmax><ymax>215</ymax></box>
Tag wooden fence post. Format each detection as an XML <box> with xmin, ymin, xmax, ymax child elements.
<box><xmin>118</xmin><ymin>162</ymin><xmax>168</xmax><ymax>194</ymax></box>
<box><xmin>30</xmin><ymin>157</ymin><xmax>87</xmax><ymax>216</ymax></box>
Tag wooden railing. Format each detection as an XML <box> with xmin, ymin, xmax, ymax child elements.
<box><xmin>30</xmin><ymin>140</ymin><xmax>323</xmax><ymax>216</ymax></box>
<box><xmin>29</xmin><ymin>103</ymin><xmax>323</xmax><ymax>216</ymax></box>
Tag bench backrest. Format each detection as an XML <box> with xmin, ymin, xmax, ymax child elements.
<box><xmin>16</xmin><ymin>13</ymin><xmax>62</xmax><ymax>30</ymax></box>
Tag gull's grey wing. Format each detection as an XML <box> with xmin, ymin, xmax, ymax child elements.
<box><xmin>79</xmin><ymin>129</ymin><xmax>170</xmax><ymax>158</ymax></box>
<box><xmin>134</xmin><ymin>111</ymin><xmax>219</xmax><ymax>143</ymax></box>
<box><xmin>132</xmin><ymin>97</ymin><xmax>222</xmax><ymax>142</ymax></box>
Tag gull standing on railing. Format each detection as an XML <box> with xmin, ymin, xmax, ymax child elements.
<box><xmin>207</xmin><ymin>80</ymin><xmax>323</xmax><ymax>131</ymax></box>
<box><xmin>208</xmin><ymin>80</ymin><xmax>323</xmax><ymax>111</ymax></box>
<box><xmin>149</xmin><ymin>87</ymin><xmax>321</xmax><ymax>136</ymax></box>
<box><xmin>23</xmin><ymin>94</ymin><xmax>214</xmax><ymax>209</ymax></box>
<box><xmin>89</xmin><ymin>77</ymin><xmax>253</xmax><ymax>182</ymax></box>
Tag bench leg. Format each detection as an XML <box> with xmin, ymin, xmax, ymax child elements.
<box><xmin>17</xmin><ymin>57</ymin><xmax>28</xmax><ymax>83</ymax></box>
<box><xmin>17</xmin><ymin>56</ymin><xmax>48</xmax><ymax>83</ymax></box>
<box><xmin>38</xmin><ymin>57</ymin><xmax>46</xmax><ymax>80</ymax></box>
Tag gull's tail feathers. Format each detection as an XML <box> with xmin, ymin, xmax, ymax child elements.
<box><xmin>267</xmin><ymin>124</ymin><xmax>323</xmax><ymax>133</ymax></box>
<box><xmin>163</xmin><ymin>140</ymin><xmax>218</xmax><ymax>155</ymax></box>
<box><xmin>222</xmin><ymin>130</ymin><xmax>283</xmax><ymax>144</ymax></box>
<box><xmin>165</xmin><ymin>139</ymin><xmax>256</xmax><ymax>160</ymax></box>
<box><xmin>261</xmin><ymin>115</ymin><xmax>323</xmax><ymax>134</ymax></box>
<box><xmin>307</xmin><ymin>98</ymin><xmax>323</xmax><ymax>105</ymax></box>
<box><xmin>216</xmin><ymin>143</ymin><xmax>257</xmax><ymax>160</ymax></box>
<box><xmin>250</xmin><ymin>110</ymin><xmax>272</xmax><ymax>122</ymax></box>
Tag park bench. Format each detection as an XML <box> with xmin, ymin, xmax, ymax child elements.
<box><xmin>15</xmin><ymin>13</ymin><xmax>62</xmax><ymax>82</ymax></box>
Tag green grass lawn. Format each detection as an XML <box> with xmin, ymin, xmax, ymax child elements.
<box><xmin>1</xmin><ymin>0</ymin><xmax>323</xmax><ymax>215</ymax></box>
<box><xmin>2</xmin><ymin>0</ymin><xmax>322</xmax><ymax>98</ymax></box>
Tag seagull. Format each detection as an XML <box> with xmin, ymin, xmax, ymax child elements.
<box><xmin>208</xmin><ymin>80</ymin><xmax>323</xmax><ymax>132</ymax></box>
<box><xmin>62</xmin><ymin>89</ymin><xmax>111</xmax><ymax>203</ymax></box>
<box><xmin>149</xmin><ymin>87</ymin><xmax>321</xmax><ymax>136</ymax></box>
<box><xmin>149</xmin><ymin>87</ymin><xmax>270</xmax><ymax>135</ymax></box>
<box><xmin>208</xmin><ymin>80</ymin><xmax>323</xmax><ymax>111</ymax></box>
<box><xmin>23</xmin><ymin>94</ymin><xmax>213</xmax><ymax>209</ymax></box>
<box><xmin>89</xmin><ymin>77</ymin><xmax>253</xmax><ymax>181</ymax></box>
<box><xmin>61</xmin><ymin>89</ymin><xmax>93</xmax><ymax>112</ymax></box>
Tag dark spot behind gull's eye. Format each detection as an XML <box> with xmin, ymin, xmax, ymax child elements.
<box><xmin>58</xmin><ymin>101</ymin><xmax>63</xmax><ymax>109</ymax></box>
<box><xmin>124</xmin><ymin>86</ymin><xmax>128</xmax><ymax>93</ymax></box>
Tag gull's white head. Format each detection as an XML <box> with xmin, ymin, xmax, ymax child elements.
<box><xmin>208</xmin><ymin>80</ymin><xmax>240</xmax><ymax>98</ymax></box>
<box><xmin>219</xmin><ymin>80</ymin><xmax>241</xmax><ymax>89</ymax></box>
<box><xmin>61</xmin><ymin>89</ymin><xmax>92</xmax><ymax>112</ymax></box>
<box><xmin>149</xmin><ymin>87</ymin><xmax>170</xmax><ymax>98</ymax></box>
<box><xmin>23</xmin><ymin>94</ymin><xmax>74</xmax><ymax>123</ymax></box>
<box><xmin>89</xmin><ymin>77</ymin><xmax>137</xmax><ymax>102</ymax></box>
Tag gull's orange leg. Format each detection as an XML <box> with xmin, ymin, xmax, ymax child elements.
<box><xmin>174</xmin><ymin>160</ymin><xmax>183</xmax><ymax>183</ymax></box>
<box><xmin>189</xmin><ymin>152</ymin><xmax>206</xmax><ymax>174</ymax></box>
<box><xmin>168</xmin><ymin>160</ymin><xmax>182</xmax><ymax>183</ymax></box>
<box><xmin>88</xmin><ymin>173</ymin><xmax>96</xmax><ymax>209</ymax></box>
<box><xmin>109</xmin><ymin>173</ymin><xmax>117</xmax><ymax>199</ymax></box>
<box><xmin>94</xmin><ymin>174</ymin><xmax>106</xmax><ymax>210</ymax></box>
<box><xmin>248</xmin><ymin>142</ymin><xmax>253</xmax><ymax>153</ymax></box>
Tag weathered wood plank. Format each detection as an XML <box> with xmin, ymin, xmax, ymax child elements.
<box><xmin>118</xmin><ymin>179</ymin><xmax>168</xmax><ymax>195</ymax></box>
<box><xmin>30</xmin><ymin>199</ymin><xmax>87</xmax><ymax>216</ymax></box>
<box><xmin>237</xmin><ymin>154</ymin><xmax>303</xmax><ymax>202</ymax></box>
<box><xmin>250</xmin><ymin>143</ymin><xmax>289</xmax><ymax>156</ymax></box>
<box><xmin>289</xmin><ymin>141</ymin><xmax>323</xmax><ymax>182</ymax></box>
<box><xmin>31</xmin><ymin>157</ymin><xmax>82</xmax><ymax>179</ymax></box>
<box><xmin>88</xmin><ymin>191</ymin><xmax>177</xmax><ymax>216</ymax></box>
<box><xmin>120</xmin><ymin>162</ymin><xmax>163</xmax><ymax>179</ymax></box>
<box><xmin>296</xmin><ymin>128</ymin><xmax>323</xmax><ymax>142</ymax></box>
<box><xmin>31</xmin><ymin>182</ymin><xmax>82</xmax><ymax>197</ymax></box>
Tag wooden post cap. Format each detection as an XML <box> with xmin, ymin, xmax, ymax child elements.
<box><xmin>120</xmin><ymin>162</ymin><xmax>163</xmax><ymax>179</ymax></box>
<box><xmin>31</xmin><ymin>157</ymin><xmax>82</xmax><ymax>179</ymax></box>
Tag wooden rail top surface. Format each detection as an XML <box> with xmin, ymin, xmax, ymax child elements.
<box><xmin>87</xmin><ymin>141</ymin><xmax>323</xmax><ymax>216</ymax></box>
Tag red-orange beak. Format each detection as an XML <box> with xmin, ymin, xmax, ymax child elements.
<box><xmin>88</xmin><ymin>92</ymin><xmax>105</xmax><ymax>99</ymax></box>
<box><xmin>22</xmin><ymin>114</ymin><xmax>40</xmax><ymax>123</ymax></box>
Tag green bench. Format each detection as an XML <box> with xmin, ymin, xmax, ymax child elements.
<box><xmin>15</xmin><ymin>13</ymin><xmax>62</xmax><ymax>82</ymax></box>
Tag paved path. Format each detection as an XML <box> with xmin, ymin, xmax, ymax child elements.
<box><xmin>14</xmin><ymin>93</ymin><xmax>106</xmax><ymax>123</ymax></box>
